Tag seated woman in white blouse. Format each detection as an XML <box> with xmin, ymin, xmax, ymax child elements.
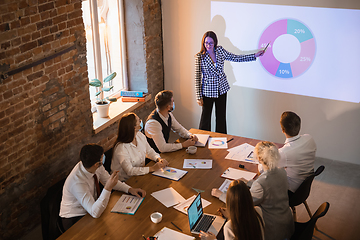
<box><xmin>111</xmin><ymin>112</ymin><xmax>168</xmax><ymax>181</ymax></box>
<box><xmin>200</xmin><ymin>180</ymin><xmax>264</xmax><ymax>240</ymax></box>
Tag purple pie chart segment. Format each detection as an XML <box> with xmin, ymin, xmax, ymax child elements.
<box><xmin>258</xmin><ymin>19</ymin><xmax>316</xmax><ymax>79</ymax></box>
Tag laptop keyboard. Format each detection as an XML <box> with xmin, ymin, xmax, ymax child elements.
<box><xmin>194</xmin><ymin>215</ymin><xmax>216</xmax><ymax>232</ymax></box>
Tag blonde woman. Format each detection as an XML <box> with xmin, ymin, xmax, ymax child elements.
<box><xmin>212</xmin><ymin>141</ymin><xmax>294</xmax><ymax>240</ymax></box>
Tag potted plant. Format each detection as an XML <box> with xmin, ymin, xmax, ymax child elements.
<box><xmin>89</xmin><ymin>72</ymin><xmax>117</xmax><ymax>118</ymax></box>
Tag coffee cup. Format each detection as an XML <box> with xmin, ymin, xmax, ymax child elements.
<box><xmin>150</xmin><ymin>212</ymin><xmax>162</xmax><ymax>223</ymax></box>
<box><xmin>186</xmin><ymin>146</ymin><xmax>197</xmax><ymax>154</ymax></box>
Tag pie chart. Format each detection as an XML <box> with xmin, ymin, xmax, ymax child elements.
<box><xmin>258</xmin><ymin>19</ymin><xmax>316</xmax><ymax>78</ymax></box>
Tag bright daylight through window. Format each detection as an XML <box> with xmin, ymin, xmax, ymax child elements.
<box><xmin>82</xmin><ymin>0</ymin><xmax>127</xmax><ymax>106</ymax></box>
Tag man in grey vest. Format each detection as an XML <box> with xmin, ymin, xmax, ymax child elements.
<box><xmin>144</xmin><ymin>90</ymin><xmax>198</xmax><ymax>153</ymax></box>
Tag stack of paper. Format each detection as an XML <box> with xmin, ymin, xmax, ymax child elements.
<box><xmin>221</xmin><ymin>167</ymin><xmax>257</xmax><ymax>181</ymax></box>
<box><xmin>183</xmin><ymin>159</ymin><xmax>212</xmax><ymax>169</ymax></box>
<box><xmin>154</xmin><ymin>227</ymin><xmax>194</xmax><ymax>240</ymax></box>
<box><xmin>218</xmin><ymin>179</ymin><xmax>232</xmax><ymax>193</ymax></box>
<box><xmin>225</xmin><ymin>143</ymin><xmax>258</xmax><ymax>163</ymax></box>
<box><xmin>208</xmin><ymin>137</ymin><xmax>228</xmax><ymax>149</ymax></box>
<box><xmin>194</xmin><ymin>134</ymin><xmax>210</xmax><ymax>147</ymax></box>
<box><xmin>152</xmin><ymin>167</ymin><xmax>188</xmax><ymax>181</ymax></box>
<box><xmin>111</xmin><ymin>194</ymin><xmax>144</xmax><ymax>215</ymax></box>
<box><xmin>151</xmin><ymin>187</ymin><xmax>186</xmax><ymax>208</ymax></box>
<box><xmin>173</xmin><ymin>195</ymin><xmax>211</xmax><ymax>214</ymax></box>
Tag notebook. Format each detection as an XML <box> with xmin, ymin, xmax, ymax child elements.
<box><xmin>186</xmin><ymin>193</ymin><xmax>225</xmax><ymax>235</ymax></box>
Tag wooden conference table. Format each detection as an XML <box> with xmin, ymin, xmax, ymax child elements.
<box><xmin>58</xmin><ymin>129</ymin><xmax>282</xmax><ymax>240</ymax></box>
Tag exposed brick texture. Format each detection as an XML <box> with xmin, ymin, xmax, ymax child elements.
<box><xmin>0</xmin><ymin>0</ymin><xmax>163</xmax><ymax>239</ymax></box>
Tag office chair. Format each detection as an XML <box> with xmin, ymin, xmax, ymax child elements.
<box><xmin>40</xmin><ymin>178</ymin><xmax>66</xmax><ymax>240</ymax></box>
<box><xmin>290</xmin><ymin>202</ymin><xmax>330</xmax><ymax>240</ymax></box>
<box><xmin>288</xmin><ymin>165</ymin><xmax>325</xmax><ymax>222</ymax></box>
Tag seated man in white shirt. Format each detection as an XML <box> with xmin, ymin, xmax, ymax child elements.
<box><xmin>144</xmin><ymin>90</ymin><xmax>198</xmax><ymax>153</ymax></box>
<box><xmin>59</xmin><ymin>144</ymin><xmax>146</xmax><ymax>231</ymax></box>
<box><xmin>277</xmin><ymin>111</ymin><xmax>317</xmax><ymax>193</ymax></box>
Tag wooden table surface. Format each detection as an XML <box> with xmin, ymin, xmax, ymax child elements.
<box><xmin>58</xmin><ymin>129</ymin><xmax>281</xmax><ymax>240</ymax></box>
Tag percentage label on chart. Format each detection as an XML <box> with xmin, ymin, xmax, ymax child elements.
<box><xmin>300</xmin><ymin>57</ymin><xmax>311</xmax><ymax>61</ymax></box>
<box><xmin>294</xmin><ymin>29</ymin><xmax>305</xmax><ymax>34</ymax></box>
<box><xmin>279</xmin><ymin>69</ymin><xmax>290</xmax><ymax>74</ymax></box>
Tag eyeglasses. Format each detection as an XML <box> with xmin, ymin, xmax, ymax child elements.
<box><xmin>204</xmin><ymin>42</ymin><xmax>214</xmax><ymax>46</ymax></box>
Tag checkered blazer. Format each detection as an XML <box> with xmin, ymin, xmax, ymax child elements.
<box><xmin>195</xmin><ymin>46</ymin><xmax>256</xmax><ymax>99</ymax></box>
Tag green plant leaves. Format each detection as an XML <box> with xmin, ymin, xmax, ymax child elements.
<box><xmin>102</xmin><ymin>86</ymin><xmax>114</xmax><ymax>91</ymax></box>
<box><xmin>104</xmin><ymin>72</ymin><xmax>117</xmax><ymax>83</ymax></box>
<box><xmin>95</xmin><ymin>91</ymin><xmax>102</xmax><ymax>96</ymax></box>
<box><xmin>107</xmin><ymin>97</ymin><xmax>117</xmax><ymax>102</ymax></box>
<box><xmin>89</xmin><ymin>79</ymin><xmax>102</xmax><ymax>87</ymax></box>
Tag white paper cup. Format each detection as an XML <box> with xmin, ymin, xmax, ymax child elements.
<box><xmin>186</xmin><ymin>146</ymin><xmax>197</xmax><ymax>154</ymax></box>
<box><xmin>150</xmin><ymin>212</ymin><xmax>162</xmax><ymax>224</ymax></box>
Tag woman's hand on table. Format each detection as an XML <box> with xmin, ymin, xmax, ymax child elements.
<box><xmin>211</xmin><ymin>188</ymin><xmax>223</xmax><ymax>198</ymax></box>
<box><xmin>200</xmin><ymin>230</ymin><xmax>217</xmax><ymax>240</ymax></box>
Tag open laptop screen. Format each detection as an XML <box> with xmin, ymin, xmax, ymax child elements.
<box><xmin>187</xmin><ymin>193</ymin><xmax>203</xmax><ymax>230</ymax></box>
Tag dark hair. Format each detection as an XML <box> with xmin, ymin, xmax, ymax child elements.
<box><xmin>80</xmin><ymin>144</ymin><xmax>104</xmax><ymax>169</ymax></box>
<box><xmin>114</xmin><ymin>113</ymin><xmax>137</xmax><ymax>145</ymax></box>
<box><xmin>226</xmin><ymin>180</ymin><xmax>264</xmax><ymax>240</ymax></box>
<box><xmin>280</xmin><ymin>111</ymin><xmax>301</xmax><ymax>137</ymax></box>
<box><xmin>155</xmin><ymin>90</ymin><xmax>173</xmax><ymax>110</ymax></box>
<box><xmin>199</xmin><ymin>31</ymin><xmax>218</xmax><ymax>55</ymax></box>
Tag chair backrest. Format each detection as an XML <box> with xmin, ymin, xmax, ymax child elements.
<box><xmin>289</xmin><ymin>165</ymin><xmax>325</xmax><ymax>207</ymax></box>
<box><xmin>296</xmin><ymin>202</ymin><xmax>330</xmax><ymax>240</ymax></box>
<box><xmin>40</xmin><ymin>178</ymin><xmax>66</xmax><ymax>240</ymax></box>
<box><xmin>103</xmin><ymin>147</ymin><xmax>113</xmax><ymax>174</ymax></box>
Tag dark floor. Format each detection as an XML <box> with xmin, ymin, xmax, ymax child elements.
<box><xmin>21</xmin><ymin>156</ymin><xmax>360</xmax><ymax>240</ymax></box>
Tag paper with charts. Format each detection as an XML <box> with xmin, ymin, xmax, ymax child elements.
<box><xmin>110</xmin><ymin>194</ymin><xmax>144</xmax><ymax>215</ymax></box>
<box><xmin>194</xmin><ymin>134</ymin><xmax>210</xmax><ymax>147</ymax></box>
<box><xmin>183</xmin><ymin>159</ymin><xmax>212</xmax><ymax>169</ymax></box>
<box><xmin>154</xmin><ymin>227</ymin><xmax>195</xmax><ymax>240</ymax></box>
<box><xmin>173</xmin><ymin>195</ymin><xmax>211</xmax><ymax>214</ymax></box>
<box><xmin>208</xmin><ymin>137</ymin><xmax>228</xmax><ymax>149</ymax></box>
<box><xmin>219</xmin><ymin>179</ymin><xmax>232</xmax><ymax>194</ymax></box>
<box><xmin>221</xmin><ymin>167</ymin><xmax>257</xmax><ymax>181</ymax></box>
<box><xmin>225</xmin><ymin>143</ymin><xmax>258</xmax><ymax>164</ymax></box>
<box><xmin>151</xmin><ymin>187</ymin><xmax>186</xmax><ymax>208</ymax></box>
<box><xmin>152</xmin><ymin>167</ymin><xmax>187</xmax><ymax>181</ymax></box>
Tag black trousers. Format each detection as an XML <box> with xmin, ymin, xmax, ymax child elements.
<box><xmin>199</xmin><ymin>92</ymin><xmax>227</xmax><ymax>134</ymax></box>
<box><xmin>62</xmin><ymin>215</ymin><xmax>83</xmax><ymax>231</ymax></box>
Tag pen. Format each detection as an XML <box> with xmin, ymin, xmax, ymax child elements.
<box><xmin>247</xmin><ymin>151</ymin><xmax>253</xmax><ymax>158</ymax></box>
<box><xmin>227</xmin><ymin>138</ymin><xmax>234</xmax><ymax>143</ymax></box>
<box><xmin>171</xmin><ymin>221</ymin><xmax>183</xmax><ymax>232</ymax></box>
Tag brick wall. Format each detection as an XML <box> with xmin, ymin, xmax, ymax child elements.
<box><xmin>0</xmin><ymin>0</ymin><xmax>163</xmax><ymax>239</ymax></box>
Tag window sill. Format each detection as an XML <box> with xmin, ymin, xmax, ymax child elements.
<box><xmin>93</xmin><ymin>94</ymin><xmax>151</xmax><ymax>134</ymax></box>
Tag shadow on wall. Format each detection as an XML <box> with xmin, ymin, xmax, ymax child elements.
<box><xmin>210</xmin><ymin>15</ymin><xmax>264</xmax><ymax>136</ymax></box>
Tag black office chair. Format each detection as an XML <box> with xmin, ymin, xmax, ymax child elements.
<box><xmin>104</xmin><ymin>147</ymin><xmax>113</xmax><ymax>174</ymax></box>
<box><xmin>40</xmin><ymin>178</ymin><xmax>66</xmax><ymax>240</ymax></box>
<box><xmin>290</xmin><ymin>202</ymin><xmax>330</xmax><ymax>240</ymax></box>
<box><xmin>289</xmin><ymin>165</ymin><xmax>325</xmax><ymax>222</ymax></box>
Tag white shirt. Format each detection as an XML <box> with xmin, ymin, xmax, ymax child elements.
<box><xmin>144</xmin><ymin>110</ymin><xmax>191</xmax><ymax>152</ymax></box>
<box><xmin>278</xmin><ymin>134</ymin><xmax>317</xmax><ymax>192</ymax></box>
<box><xmin>60</xmin><ymin>162</ymin><xmax>130</xmax><ymax>218</ymax></box>
<box><xmin>111</xmin><ymin>132</ymin><xmax>161</xmax><ymax>181</ymax></box>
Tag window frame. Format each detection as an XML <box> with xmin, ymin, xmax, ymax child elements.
<box><xmin>86</xmin><ymin>0</ymin><xmax>128</xmax><ymax>110</ymax></box>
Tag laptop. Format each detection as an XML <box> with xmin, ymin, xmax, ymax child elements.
<box><xmin>186</xmin><ymin>193</ymin><xmax>226</xmax><ymax>235</ymax></box>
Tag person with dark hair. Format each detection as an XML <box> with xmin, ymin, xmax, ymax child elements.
<box><xmin>200</xmin><ymin>180</ymin><xmax>264</xmax><ymax>240</ymax></box>
<box><xmin>111</xmin><ymin>112</ymin><xmax>168</xmax><ymax>181</ymax></box>
<box><xmin>195</xmin><ymin>31</ymin><xmax>265</xmax><ymax>134</ymax></box>
<box><xmin>278</xmin><ymin>111</ymin><xmax>317</xmax><ymax>193</ymax></box>
<box><xmin>59</xmin><ymin>144</ymin><xmax>146</xmax><ymax>231</ymax></box>
<box><xmin>144</xmin><ymin>90</ymin><xmax>198</xmax><ymax>153</ymax></box>
<box><xmin>212</xmin><ymin>141</ymin><xmax>294</xmax><ymax>240</ymax></box>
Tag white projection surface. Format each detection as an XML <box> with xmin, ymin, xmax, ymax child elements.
<box><xmin>211</xmin><ymin>2</ymin><xmax>360</xmax><ymax>103</ymax></box>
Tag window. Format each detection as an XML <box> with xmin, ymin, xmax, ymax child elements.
<box><xmin>82</xmin><ymin>0</ymin><xmax>128</xmax><ymax>105</ymax></box>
